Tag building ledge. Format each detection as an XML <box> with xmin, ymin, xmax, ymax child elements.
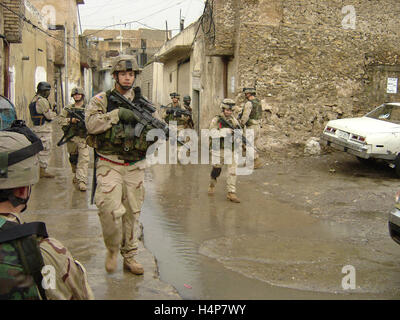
<box><xmin>155</xmin><ymin>45</ymin><xmax>192</xmax><ymax>63</ymax></box>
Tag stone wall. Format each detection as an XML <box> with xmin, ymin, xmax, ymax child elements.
<box><xmin>208</xmin><ymin>0</ymin><xmax>400</xmax><ymax>157</ymax></box>
<box><xmin>3</xmin><ymin>0</ymin><xmax>24</xmax><ymax>43</ymax></box>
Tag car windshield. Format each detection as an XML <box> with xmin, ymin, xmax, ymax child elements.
<box><xmin>365</xmin><ymin>104</ymin><xmax>400</xmax><ymax>124</ymax></box>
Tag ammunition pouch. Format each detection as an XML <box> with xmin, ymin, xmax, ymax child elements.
<box><xmin>88</xmin><ymin>122</ymin><xmax>154</xmax><ymax>161</ymax></box>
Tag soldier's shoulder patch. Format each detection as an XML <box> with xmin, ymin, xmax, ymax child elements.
<box><xmin>94</xmin><ymin>93</ymin><xmax>106</xmax><ymax>101</ymax></box>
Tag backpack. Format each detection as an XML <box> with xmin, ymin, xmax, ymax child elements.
<box><xmin>0</xmin><ymin>216</ymin><xmax>48</xmax><ymax>300</ymax></box>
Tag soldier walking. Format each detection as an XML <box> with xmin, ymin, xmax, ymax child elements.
<box><xmin>29</xmin><ymin>82</ymin><xmax>57</xmax><ymax>178</ymax></box>
<box><xmin>85</xmin><ymin>56</ymin><xmax>152</xmax><ymax>275</ymax></box>
<box><xmin>208</xmin><ymin>99</ymin><xmax>241</xmax><ymax>203</ymax></box>
<box><xmin>0</xmin><ymin>123</ymin><xmax>94</xmax><ymax>300</ymax></box>
<box><xmin>58</xmin><ymin>87</ymin><xmax>89</xmax><ymax>191</ymax></box>
<box><xmin>240</xmin><ymin>88</ymin><xmax>263</xmax><ymax>169</ymax></box>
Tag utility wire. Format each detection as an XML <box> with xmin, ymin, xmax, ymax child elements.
<box><xmin>82</xmin><ymin>0</ymin><xmax>191</xmax><ymax>38</ymax></box>
<box><xmin>0</xmin><ymin>2</ymin><xmax>79</xmax><ymax>52</ymax></box>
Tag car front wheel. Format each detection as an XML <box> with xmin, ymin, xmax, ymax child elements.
<box><xmin>395</xmin><ymin>154</ymin><xmax>400</xmax><ymax>177</ymax></box>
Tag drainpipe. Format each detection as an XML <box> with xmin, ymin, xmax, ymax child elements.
<box><xmin>64</xmin><ymin>22</ymin><xmax>68</xmax><ymax>107</ymax></box>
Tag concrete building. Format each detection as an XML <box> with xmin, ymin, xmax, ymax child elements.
<box><xmin>82</xmin><ymin>28</ymin><xmax>168</xmax><ymax>95</ymax></box>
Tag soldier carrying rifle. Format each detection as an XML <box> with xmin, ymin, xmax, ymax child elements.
<box><xmin>58</xmin><ymin>87</ymin><xmax>89</xmax><ymax>191</ymax></box>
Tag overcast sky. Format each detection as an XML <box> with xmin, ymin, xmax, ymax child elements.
<box><xmin>78</xmin><ymin>0</ymin><xmax>205</xmax><ymax>36</ymax></box>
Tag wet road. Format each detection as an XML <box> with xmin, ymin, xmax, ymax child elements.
<box><xmin>24</xmin><ymin>127</ymin><xmax>400</xmax><ymax>299</ymax></box>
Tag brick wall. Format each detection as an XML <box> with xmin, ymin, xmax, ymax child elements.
<box><xmin>3</xmin><ymin>0</ymin><xmax>24</xmax><ymax>43</ymax></box>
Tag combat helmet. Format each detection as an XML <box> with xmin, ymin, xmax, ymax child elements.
<box><xmin>70</xmin><ymin>87</ymin><xmax>85</xmax><ymax>97</ymax></box>
<box><xmin>243</xmin><ymin>87</ymin><xmax>256</xmax><ymax>95</ymax></box>
<box><xmin>0</xmin><ymin>121</ymin><xmax>43</xmax><ymax>190</ymax></box>
<box><xmin>183</xmin><ymin>95</ymin><xmax>191</xmax><ymax>103</ymax></box>
<box><xmin>110</xmin><ymin>55</ymin><xmax>140</xmax><ymax>75</ymax></box>
<box><xmin>37</xmin><ymin>82</ymin><xmax>51</xmax><ymax>92</ymax></box>
<box><xmin>220</xmin><ymin>98</ymin><xmax>236</xmax><ymax>110</ymax></box>
<box><xmin>170</xmin><ymin>92</ymin><xmax>180</xmax><ymax>99</ymax></box>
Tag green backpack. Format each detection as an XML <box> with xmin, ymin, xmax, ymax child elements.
<box><xmin>0</xmin><ymin>217</ymin><xmax>48</xmax><ymax>300</ymax></box>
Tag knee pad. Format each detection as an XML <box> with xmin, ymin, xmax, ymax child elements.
<box><xmin>211</xmin><ymin>167</ymin><xmax>222</xmax><ymax>180</ymax></box>
<box><xmin>69</xmin><ymin>153</ymin><xmax>78</xmax><ymax>165</ymax></box>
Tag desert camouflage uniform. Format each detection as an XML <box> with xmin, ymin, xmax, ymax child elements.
<box><xmin>86</xmin><ymin>86</ymin><xmax>146</xmax><ymax>264</ymax></box>
<box><xmin>240</xmin><ymin>99</ymin><xmax>262</xmax><ymax>162</ymax></box>
<box><xmin>0</xmin><ymin>212</ymin><xmax>94</xmax><ymax>300</ymax></box>
<box><xmin>209</xmin><ymin>112</ymin><xmax>241</xmax><ymax>194</ymax></box>
<box><xmin>58</xmin><ymin>103</ymin><xmax>89</xmax><ymax>186</ymax></box>
<box><xmin>31</xmin><ymin>95</ymin><xmax>57</xmax><ymax>169</ymax></box>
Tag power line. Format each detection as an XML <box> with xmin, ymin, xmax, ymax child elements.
<box><xmin>82</xmin><ymin>0</ymin><xmax>192</xmax><ymax>37</ymax></box>
<box><xmin>0</xmin><ymin>2</ymin><xmax>79</xmax><ymax>52</ymax></box>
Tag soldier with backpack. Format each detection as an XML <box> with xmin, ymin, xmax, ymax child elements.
<box><xmin>0</xmin><ymin>121</ymin><xmax>94</xmax><ymax>300</ymax></box>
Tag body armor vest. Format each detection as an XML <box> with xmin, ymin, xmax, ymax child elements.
<box><xmin>89</xmin><ymin>90</ymin><xmax>148</xmax><ymax>161</ymax></box>
<box><xmin>248</xmin><ymin>98</ymin><xmax>262</xmax><ymax>123</ymax></box>
<box><xmin>61</xmin><ymin>106</ymin><xmax>87</xmax><ymax>139</ymax></box>
<box><xmin>29</xmin><ymin>98</ymin><xmax>51</xmax><ymax>126</ymax></box>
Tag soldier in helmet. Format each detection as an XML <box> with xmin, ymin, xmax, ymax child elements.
<box><xmin>58</xmin><ymin>87</ymin><xmax>89</xmax><ymax>191</ymax></box>
<box><xmin>29</xmin><ymin>82</ymin><xmax>57</xmax><ymax>178</ymax></box>
<box><xmin>162</xmin><ymin>92</ymin><xmax>192</xmax><ymax>128</ymax></box>
<box><xmin>0</xmin><ymin>122</ymin><xmax>94</xmax><ymax>300</ymax></box>
<box><xmin>208</xmin><ymin>99</ymin><xmax>241</xmax><ymax>203</ymax></box>
<box><xmin>85</xmin><ymin>56</ymin><xmax>152</xmax><ymax>275</ymax></box>
<box><xmin>162</xmin><ymin>93</ymin><xmax>192</xmax><ymax>157</ymax></box>
<box><xmin>183</xmin><ymin>95</ymin><xmax>194</xmax><ymax>129</ymax></box>
<box><xmin>240</xmin><ymin>88</ymin><xmax>263</xmax><ymax>169</ymax></box>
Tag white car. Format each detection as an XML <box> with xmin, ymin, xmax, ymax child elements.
<box><xmin>321</xmin><ymin>102</ymin><xmax>400</xmax><ymax>175</ymax></box>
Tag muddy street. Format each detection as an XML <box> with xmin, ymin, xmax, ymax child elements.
<box><xmin>25</xmin><ymin>133</ymin><xmax>400</xmax><ymax>299</ymax></box>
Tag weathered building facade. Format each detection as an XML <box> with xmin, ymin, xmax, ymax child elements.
<box><xmin>153</xmin><ymin>0</ymin><xmax>400</xmax><ymax>156</ymax></box>
<box><xmin>82</xmin><ymin>28</ymin><xmax>168</xmax><ymax>95</ymax></box>
<box><xmin>30</xmin><ymin>0</ymin><xmax>84</xmax><ymax>109</ymax></box>
<box><xmin>208</xmin><ymin>0</ymin><xmax>400</xmax><ymax>154</ymax></box>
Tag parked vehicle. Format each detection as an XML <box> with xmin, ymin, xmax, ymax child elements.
<box><xmin>321</xmin><ymin>102</ymin><xmax>400</xmax><ymax>176</ymax></box>
<box><xmin>389</xmin><ymin>193</ymin><xmax>400</xmax><ymax>245</ymax></box>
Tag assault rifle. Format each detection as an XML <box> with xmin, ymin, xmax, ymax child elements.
<box><xmin>218</xmin><ymin>116</ymin><xmax>262</xmax><ymax>154</ymax></box>
<box><xmin>57</xmin><ymin>108</ymin><xmax>86</xmax><ymax>146</ymax></box>
<box><xmin>165</xmin><ymin>107</ymin><xmax>192</xmax><ymax>118</ymax></box>
<box><xmin>108</xmin><ymin>90</ymin><xmax>188</xmax><ymax>147</ymax></box>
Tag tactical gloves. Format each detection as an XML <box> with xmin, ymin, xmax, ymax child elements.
<box><xmin>118</xmin><ymin>108</ymin><xmax>136</xmax><ymax>123</ymax></box>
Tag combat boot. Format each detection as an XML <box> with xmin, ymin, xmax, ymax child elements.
<box><xmin>105</xmin><ymin>250</ymin><xmax>118</xmax><ymax>273</ymax></box>
<box><xmin>227</xmin><ymin>192</ymin><xmax>240</xmax><ymax>203</ymax></box>
<box><xmin>253</xmin><ymin>158</ymin><xmax>264</xmax><ymax>169</ymax></box>
<box><xmin>123</xmin><ymin>257</ymin><xmax>144</xmax><ymax>275</ymax></box>
<box><xmin>40</xmin><ymin>167</ymin><xmax>55</xmax><ymax>178</ymax></box>
<box><xmin>79</xmin><ymin>182</ymin><xmax>87</xmax><ymax>191</ymax></box>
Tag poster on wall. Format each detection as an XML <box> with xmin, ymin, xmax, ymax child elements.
<box><xmin>387</xmin><ymin>77</ymin><xmax>398</xmax><ymax>94</ymax></box>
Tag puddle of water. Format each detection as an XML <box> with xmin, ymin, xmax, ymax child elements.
<box><xmin>141</xmin><ymin>165</ymin><xmax>400</xmax><ymax>299</ymax></box>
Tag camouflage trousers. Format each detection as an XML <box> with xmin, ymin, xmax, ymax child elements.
<box><xmin>94</xmin><ymin>158</ymin><xmax>145</xmax><ymax>259</ymax></box>
<box><xmin>245</xmin><ymin>123</ymin><xmax>261</xmax><ymax>160</ymax></box>
<box><xmin>210</xmin><ymin>149</ymin><xmax>237</xmax><ymax>193</ymax></box>
<box><xmin>67</xmin><ymin>137</ymin><xmax>89</xmax><ymax>184</ymax></box>
<box><xmin>31</xmin><ymin>129</ymin><xmax>52</xmax><ymax>169</ymax></box>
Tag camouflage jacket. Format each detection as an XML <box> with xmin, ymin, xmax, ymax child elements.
<box><xmin>0</xmin><ymin>212</ymin><xmax>94</xmax><ymax>300</ymax></box>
